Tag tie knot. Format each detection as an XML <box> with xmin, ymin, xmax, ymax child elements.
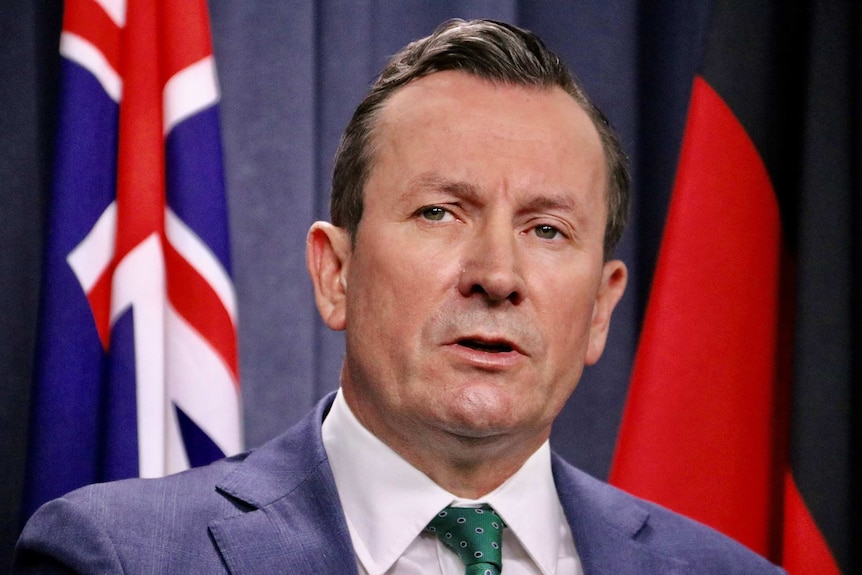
<box><xmin>426</xmin><ymin>505</ymin><xmax>505</xmax><ymax>575</ymax></box>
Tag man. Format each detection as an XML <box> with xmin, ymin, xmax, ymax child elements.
<box><xmin>15</xmin><ymin>19</ymin><xmax>785</xmax><ymax>574</ymax></box>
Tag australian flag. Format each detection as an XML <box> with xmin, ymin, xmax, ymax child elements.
<box><xmin>22</xmin><ymin>0</ymin><xmax>242</xmax><ymax>519</ymax></box>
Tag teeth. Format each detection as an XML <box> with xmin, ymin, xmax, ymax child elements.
<box><xmin>460</xmin><ymin>340</ymin><xmax>512</xmax><ymax>353</ymax></box>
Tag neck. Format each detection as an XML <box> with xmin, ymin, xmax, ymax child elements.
<box><xmin>344</xmin><ymin>393</ymin><xmax>549</xmax><ymax>499</ymax></box>
<box><xmin>407</xmin><ymin>434</ymin><xmax>543</xmax><ymax>499</ymax></box>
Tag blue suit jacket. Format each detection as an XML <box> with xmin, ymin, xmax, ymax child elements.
<box><xmin>14</xmin><ymin>394</ymin><xmax>785</xmax><ymax>574</ymax></box>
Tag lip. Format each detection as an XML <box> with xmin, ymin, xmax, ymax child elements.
<box><xmin>443</xmin><ymin>335</ymin><xmax>527</xmax><ymax>369</ymax></box>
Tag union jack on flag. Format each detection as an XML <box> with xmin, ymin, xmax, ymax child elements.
<box><xmin>23</xmin><ymin>0</ymin><xmax>242</xmax><ymax>518</ymax></box>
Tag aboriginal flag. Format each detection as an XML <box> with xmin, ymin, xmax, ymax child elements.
<box><xmin>611</xmin><ymin>2</ymin><xmax>859</xmax><ymax>573</ymax></box>
<box><xmin>22</xmin><ymin>0</ymin><xmax>242</xmax><ymax>519</ymax></box>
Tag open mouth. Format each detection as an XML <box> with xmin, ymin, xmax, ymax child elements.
<box><xmin>457</xmin><ymin>339</ymin><xmax>514</xmax><ymax>353</ymax></box>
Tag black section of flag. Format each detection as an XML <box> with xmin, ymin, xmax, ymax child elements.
<box><xmin>699</xmin><ymin>1</ymin><xmax>860</xmax><ymax>571</ymax></box>
<box><xmin>700</xmin><ymin>2</ymin><xmax>807</xmax><ymax>251</ymax></box>
<box><xmin>788</xmin><ymin>2</ymin><xmax>860</xmax><ymax>572</ymax></box>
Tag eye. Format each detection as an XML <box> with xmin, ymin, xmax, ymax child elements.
<box><xmin>418</xmin><ymin>206</ymin><xmax>452</xmax><ymax>222</ymax></box>
<box><xmin>534</xmin><ymin>224</ymin><xmax>561</xmax><ymax>240</ymax></box>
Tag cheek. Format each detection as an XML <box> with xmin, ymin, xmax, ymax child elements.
<box><xmin>536</xmin><ymin>277</ymin><xmax>597</xmax><ymax>362</ymax></box>
<box><xmin>346</xmin><ymin>242</ymin><xmax>443</xmax><ymax>347</ymax></box>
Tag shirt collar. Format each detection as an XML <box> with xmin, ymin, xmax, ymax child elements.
<box><xmin>478</xmin><ymin>440</ymin><xmax>563</xmax><ymax>574</ymax></box>
<box><xmin>321</xmin><ymin>389</ymin><xmax>563</xmax><ymax>575</ymax></box>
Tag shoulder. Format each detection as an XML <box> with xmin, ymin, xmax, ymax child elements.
<box><xmin>551</xmin><ymin>456</ymin><xmax>786</xmax><ymax>575</ymax></box>
<box><xmin>14</xmin><ymin>396</ymin><xmax>337</xmax><ymax>574</ymax></box>
<box><xmin>13</xmin><ymin>455</ymin><xmax>249</xmax><ymax>574</ymax></box>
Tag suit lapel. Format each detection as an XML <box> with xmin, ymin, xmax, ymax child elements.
<box><xmin>552</xmin><ymin>455</ymin><xmax>692</xmax><ymax>575</ymax></box>
<box><xmin>208</xmin><ymin>394</ymin><xmax>358</xmax><ymax>574</ymax></box>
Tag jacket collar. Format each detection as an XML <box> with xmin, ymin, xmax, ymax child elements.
<box><xmin>552</xmin><ymin>455</ymin><xmax>691</xmax><ymax>575</ymax></box>
<box><xmin>208</xmin><ymin>393</ymin><xmax>358</xmax><ymax>574</ymax></box>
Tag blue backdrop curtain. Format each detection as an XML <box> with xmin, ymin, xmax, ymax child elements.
<box><xmin>2</xmin><ymin>0</ymin><xmax>710</xmax><ymax>567</ymax></box>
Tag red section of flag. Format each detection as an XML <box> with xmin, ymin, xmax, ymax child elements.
<box><xmin>63</xmin><ymin>0</ymin><xmax>121</xmax><ymax>71</ymax></box>
<box><xmin>87</xmin><ymin>267</ymin><xmax>114</xmax><ymax>349</ymax></box>
<box><xmin>164</xmin><ymin>242</ymin><xmax>239</xmax><ymax>382</ymax></box>
<box><xmin>783</xmin><ymin>472</ymin><xmax>842</xmax><ymax>575</ymax></box>
<box><xmin>116</xmin><ymin>0</ymin><xmax>165</xmax><ymax>260</ymax></box>
<box><xmin>160</xmin><ymin>0</ymin><xmax>214</xmax><ymax>84</ymax></box>
<box><xmin>610</xmin><ymin>76</ymin><xmax>782</xmax><ymax>556</ymax></box>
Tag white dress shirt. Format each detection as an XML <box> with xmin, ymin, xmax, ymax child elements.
<box><xmin>321</xmin><ymin>390</ymin><xmax>584</xmax><ymax>575</ymax></box>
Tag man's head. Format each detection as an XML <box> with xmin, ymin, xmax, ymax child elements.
<box><xmin>307</xmin><ymin>19</ymin><xmax>628</xmax><ymax>494</ymax></box>
<box><xmin>330</xmin><ymin>19</ymin><xmax>629</xmax><ymax>261</ymax></box>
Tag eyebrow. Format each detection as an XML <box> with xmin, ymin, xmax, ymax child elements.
<box><xmin>520</xmin><ymin>194</ymin><xmax>581</xmax><ymax>216</ymax></box>
<box><xmin>408</xmin><ymin>173</ymin><xmax>483</xmax><ymax>203</ymax></box>
<box><xmin>408</xmin><ymin>172</ymin><xmax>587</xmax><ymax>220</ymax></box>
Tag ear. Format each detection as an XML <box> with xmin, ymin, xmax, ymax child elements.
<box><xmin>585</xmin><ymin>259</ymin><xmax>628</xmax><ymax>366</ymax></box>
<box><xmin>306</xmin><ymin>222</ymin><xmax>351</xmax><ymax>331</ymax></box>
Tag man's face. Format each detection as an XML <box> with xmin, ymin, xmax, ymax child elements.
<box><xmin>309</xmin><ymin>71</ymin><xmax>626</xmax><ymax>459</ymax></box>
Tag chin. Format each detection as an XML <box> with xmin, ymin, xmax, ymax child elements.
<box><xmin>437</xmin><ymin>386</ymin><xmax>519</xmax><ymax>437</ymax></box>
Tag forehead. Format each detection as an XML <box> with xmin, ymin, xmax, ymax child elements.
<box><xmin>368</xmin><ymin>71</ymin><xmax>607</xmax><ymax>207</ymax></box>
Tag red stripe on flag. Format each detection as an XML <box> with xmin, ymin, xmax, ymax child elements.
<box><xmin>160</xmin><ymin>0</ymin><xmax>215</xmax><ymax>84</ymax></box>
<box><xmin>164</xmin><ymin>243</ymin><xmax>239</xmax><ymax>382</ymax></box>
<box><xmin>610</xmin><ymin>76</ymin><xmax>782</xmax><ymax>556</ymax></box>
<box><xmin>782</xmin><ymin>471</ymin><xmax>842</xmax><ymax>575</ymax></box>
<box><xmin>116</xmin><ymin>0</ymin><xmax>165</xmax><ymax>258</ymax></box>
<box><xmin>63</xmin><ymin>0</ymin><xmax>122</xmax><ymax>72</ymax></box>
<box><xmin>86</xmin><ymin>266</ymin><xmax>114</xmax><ymax>350</ymax></box>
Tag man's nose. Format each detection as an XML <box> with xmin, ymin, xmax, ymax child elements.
<box><xmin>457</xmin><ymin>222</ymin><xmax>526</xmax><ymax>304</ymax></box>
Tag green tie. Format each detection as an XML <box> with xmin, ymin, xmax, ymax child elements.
<box><xmin>426</xmin><ymin>505</ymin><xmax>506</xmax><ymax>575</ymax></box>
